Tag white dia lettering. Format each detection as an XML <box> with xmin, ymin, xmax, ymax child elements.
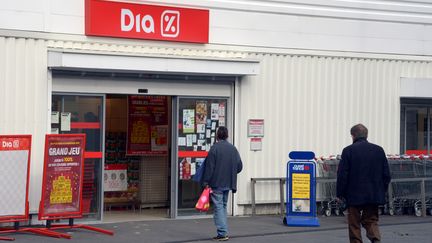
<box><xmin>121</xmin><ymin>8</ymin><xmax>154</xmax><ymax>33</ymax></box>
<box><xmin>2</xmin><ymin>141</ymin><xmax>12</xmax><ymax>148</ymax></box>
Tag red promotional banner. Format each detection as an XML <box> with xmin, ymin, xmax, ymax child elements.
<box><xmin>39</xmin><ymin>134</ymin><xmax>86</xmax><ymax>220</ymax></box>
<box><xmin>85</xmin><ymin>0</ymin><xmax>209</xmax><ymax>43</ymax></box>
<box><xmin>0</xmin><ymin>135</ymin><xmax>32</xmax><ymax>223</ymax></box>
<box><xmin>127</xmin><ymin>95</ymin><xmax>168</xmax><ymax>155</ymax></box>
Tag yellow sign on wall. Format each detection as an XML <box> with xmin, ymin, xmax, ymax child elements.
<box><xmin>292</xmin><ymin>173</ymin><xmax>310</xmax><ymax>199</ymax></box>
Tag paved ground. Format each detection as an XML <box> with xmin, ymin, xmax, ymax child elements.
<box><xmin>3</xmin><ymin>215</ymin><xmax>432</xmax><ymax>242</ymax></box>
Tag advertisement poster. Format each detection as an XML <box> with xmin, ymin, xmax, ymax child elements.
<box><xmin>211</xmin><ymin>103</ymin><xmax>219</xmax><ymax>120</ymax></box>
<box><xmin>127</xmin><ymin>95</ymin><xmax>168</xmax><ymax>155</ymax></box>
<box><xmin>39</xmin><ymin>134</ymin><xmax>86</xmax><ymax>220</ymax></box>
<box><xmin>183</xmin><ymin>109</ymin><xmax>195</xmax><ymax>133</ymax></box>
<box><xmin>292</xmin><ymin>173</ymin><xmax>311</xmax><ymax>212</ymax></box>
<box><xmin>0</xmin><ymin>135</ymin><xmax>31</xmax><ymax>221</ymax></box>
<box><xmin>179</xmin><ymin>157</ymin><xmax>191</xmax><ymax>180</ymax></box>
<box><xmin>196</xmin><ymin>101</ymin><xmax>207</xmax><ymax>124</ymax></box>
<box><xmin>151</xmin><ymin>125</ymin><xmax>168</xmax><ymax>151</ymax></box>
<box><xmin>218</xmin><ymin>103</ymin><xmax>226</xmax><ymax>126</ymax></box>
<box><xmin>104</xmin><ymin>164</ymin><xmax>128</xmax><ymax>192</ymax></box>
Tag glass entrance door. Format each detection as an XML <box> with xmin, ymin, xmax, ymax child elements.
<box><xmin>51</xmin><ymin>94</ymin><xmax>104</xmax><ymax>220</ymax></box>
<box><xmin>175</xmin><ymin>97</ymin><xmax>228</xmax><ymax>217</ymax></box>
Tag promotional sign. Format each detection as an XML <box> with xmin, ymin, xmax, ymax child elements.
<box><xmin>0</xmin><ymin>135</ymin><xmax>31</xmax><ymax>222</ymax></box>
<box><xmin>127</xmin><ymin>95</ymin><xmax>168</xmax><ymax>155</ymax></box>
<box><xmin>39</xmin><ymin>134</ymin><xmax>86</xmax><ymax>220</ymax></box>
<box><xmin>85</xmin><ymin>0</ymin><xmax>209</xmax><ymax>43</ymax></box>
<box><xmin>285</xmin><ymin>151</ymin><xmax>319</xmax><ymax>227</ymax></box>
<box><xmin>248</xmin><ymin>119</ymin><xmax>264</xmax><ymax>137</ymax></box>
<box><xmin>104</xmin><ymin>164</ymin><xmax>128</xmax><ymax>192</ymax></box>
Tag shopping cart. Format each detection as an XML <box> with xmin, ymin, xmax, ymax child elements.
<box><xmin>316</xmin><ymin>156</ymin><xmax>345</xmax><ymax>216</ymax></box>
<box><xmin>388</xmin><ymin>156</ymin><xmax>432</xmax><ymax>216</ymax></box>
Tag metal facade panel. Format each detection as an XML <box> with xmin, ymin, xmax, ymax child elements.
<box><xmin>3</xmin><ymin>36</ymin><xmax>432</xmax><ymax>214</ymax></box>
<box><xmin>0</xmin><ymin>37</ymin><xmax>48</xmax><ymax>212</ymax></box>
<box><xmin>235</xmin><ymin>54</ymin><xmax>432</xmax><ymax>207</ymax></box>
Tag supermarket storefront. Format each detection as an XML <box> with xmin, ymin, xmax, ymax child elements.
<box><xmin>1</xmin><ymin>0</ymin><xmax>432</xmax><ymax>221</ymax></box>
<box><xmin>48</xmin><ymin>50</ymin><xmax>258</xmax><ymax>220</ymax></box>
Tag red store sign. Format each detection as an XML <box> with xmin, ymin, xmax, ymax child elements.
<box><xmin>85</xmin><ymin>0</ymin><xmax>209</xmax><ymax>43</ymax></box>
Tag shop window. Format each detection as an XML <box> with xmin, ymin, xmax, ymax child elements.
<box><xmin>400</xmin><ymin>99</ymin><xmax>432</xmax><ymax>154</ymax></box>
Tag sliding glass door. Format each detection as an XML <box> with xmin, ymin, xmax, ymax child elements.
<box><xmin>174</xmin><ymin>97</ymin><xmax>228</xmax><ymax>217</ymax></box>
<box><xmin>51</xmin><ymin>94</ymin><xmax>104</xmax><ymax>220</ymax></box>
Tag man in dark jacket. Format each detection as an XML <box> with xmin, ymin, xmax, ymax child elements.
<box><xmin>337</xmin><ymin>124</ymin><xmax>391</xmax><ymax>243</ymax></box>
<box><xmin>202</xmin><ymin>126</ymin><xmax>243</xmax><ymax>241</ymax></box>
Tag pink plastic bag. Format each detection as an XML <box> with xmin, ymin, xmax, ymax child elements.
<box><xmin>195</xmin><ymin>187</ymin><xmax>212</xmax><ymax>212</ymax></box>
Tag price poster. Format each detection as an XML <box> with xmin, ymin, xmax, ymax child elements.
<box><xmin>291</xmin><ymin>173</ymin><xmax>311</xmax><ymax>212</ymax></box>
<box><xmin>127</xmin><ymin>95</ymin><xmax>168</xmax><ymax>155</ymax></box>
<box><xmin>39</xmin><ymin>134</ymin><xmax>86</xmax><ymax>220</ymax></box>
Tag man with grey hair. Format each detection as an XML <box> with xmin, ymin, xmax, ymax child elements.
<box><xmin>337</xmin><ymin>124</ymin><xmax>391</xmax><ymax>243</ymax></box>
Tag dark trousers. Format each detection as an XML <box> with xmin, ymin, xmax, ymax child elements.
<box><xmin>347</xmin><ymin>205</ymin><xmax>381</xmax><ymax>243</ymax></box>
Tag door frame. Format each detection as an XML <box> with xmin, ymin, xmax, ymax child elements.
<box><xmin>170</xmin><ymin>95</ymin><xmax>234</xmax><ymax>218</ymax></box>
<box><xmin>51</xmin><ymin>92</ymin><xmax>106</xmax><ymax>221</ymax></box>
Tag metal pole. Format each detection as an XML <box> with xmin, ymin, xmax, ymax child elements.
<box><xmin>421</xmin><ymin>179</ymin><xmax>426</xmax><ymax>217</ymax></box>
<box><xmin>388</xmin><ymin>182</ymin><xmax>393</xmax><ymax>213</ymax></box>
<box><xmin>279</xmin><ymin>178</ymin><xmax>285</xmax><ymax>215</ymax></box>
<box><xmin>251</xmin><ymin>179</ymin><xmax>256</xmax><ymax>216</ymax></box>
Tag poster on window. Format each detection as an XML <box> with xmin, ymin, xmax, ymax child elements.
<box><xmin>104</xmin><ymin>164</ymin><xmax>128</xmax><ymax>192</ymax></box>
<box><xmin>151</xmin><ymin>125</ymin><xmax>168</xmax><ymax>151</ymax></box>
<box><xmin>127</xmin><ymin>95</ymin><xmax>168</xmax><ymax>155</ymax></box>
<box><xmin>39</xmin><ymin>134</ymin><xmax>86</xmax><ymax>220</ymax></box>
<box><xmin>183</xmin><ymin>109</ymin><xmax>195</xmax><ymax>133</ymax></box>
<box><xmin>196</xmin><ymin>101</ymin><xmax>207</xmax><ymax>124</ymax></box>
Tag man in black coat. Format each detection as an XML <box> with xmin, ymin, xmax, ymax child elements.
<box><xmin>202</xmin><ymin>126</ymin><xmax>243</xmax><ymax>241</ymax></box>
<box><xmin>337</xmin><ymin>124</ymin><xmax>391</xmax><ymax>243</ymax></box>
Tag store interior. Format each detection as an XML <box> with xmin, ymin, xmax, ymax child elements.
<box><xmin>103</xmin><ymin>94</ymin><xmax>171</xmax><ymax>222</ymax></box>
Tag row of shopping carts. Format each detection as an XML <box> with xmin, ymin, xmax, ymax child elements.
<box><xmin>315</xmin><ymin>155</ymin><xmax>432</xmax><ymax>217</ymax></box>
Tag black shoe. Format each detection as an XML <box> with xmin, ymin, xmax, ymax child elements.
<box><xmin>212</xmin><ymin>235</ymin><xmax>229</xmax><ymax>241</ymax></box>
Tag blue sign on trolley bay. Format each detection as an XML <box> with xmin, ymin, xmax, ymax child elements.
<box><xmin>284</xmin><ymin>151</ymin><xmax>320</xmax><ymax>227</ymax></box>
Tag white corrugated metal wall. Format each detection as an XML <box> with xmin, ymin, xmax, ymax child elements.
<box><xmin>2</xmin><ymin>35</ymin><xmax>432</xmax><ymax>214</ymax></box>
<box><xmin>235</xmin><ymin>54</ymin><xmax>432</xmax><ymax>213</ymax></box>
<box><xmin>0</xmin><ymin>36</ymin><xmax>48</xmax><ymax>211</ymax></box>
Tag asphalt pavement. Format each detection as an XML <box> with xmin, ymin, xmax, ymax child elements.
<box><xmin>4</xmin><ymin>215</ymin><xmax>432</xmax><ymax>242</ymax></box>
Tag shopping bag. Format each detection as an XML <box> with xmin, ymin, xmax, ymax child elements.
<box><xmin>192</xmin><ymin>159</ymin><xmax>206</xmax><ymax>183</ymax></box>
<box><xmin>195</xmin><ymin>187</ymin><xmax>212</xmax><ymax>212</ymax></box>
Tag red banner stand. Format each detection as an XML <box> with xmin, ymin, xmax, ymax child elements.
<box><xmin>0</xmin><ymin>225</ymin><xmax>71</xmax><ymax>240</ymax></box>
<box><xmin>0</xmin><ymin>237</ymin><xmax>13</xmax><ymax>241</ymax></box>
<box><xmin>37</xmin><ymin>134</ymin><xmax>114</xmax><ymax>238</ymax></box>
<box><xmin>44</xmin><ymin>218</ymin><xmax>114</xmax><ymax>236</ymax></box>
<box><xmin>0</xmin><ymin>135</ymin><xmax>69</xmax><ymax>241</ymax></box>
